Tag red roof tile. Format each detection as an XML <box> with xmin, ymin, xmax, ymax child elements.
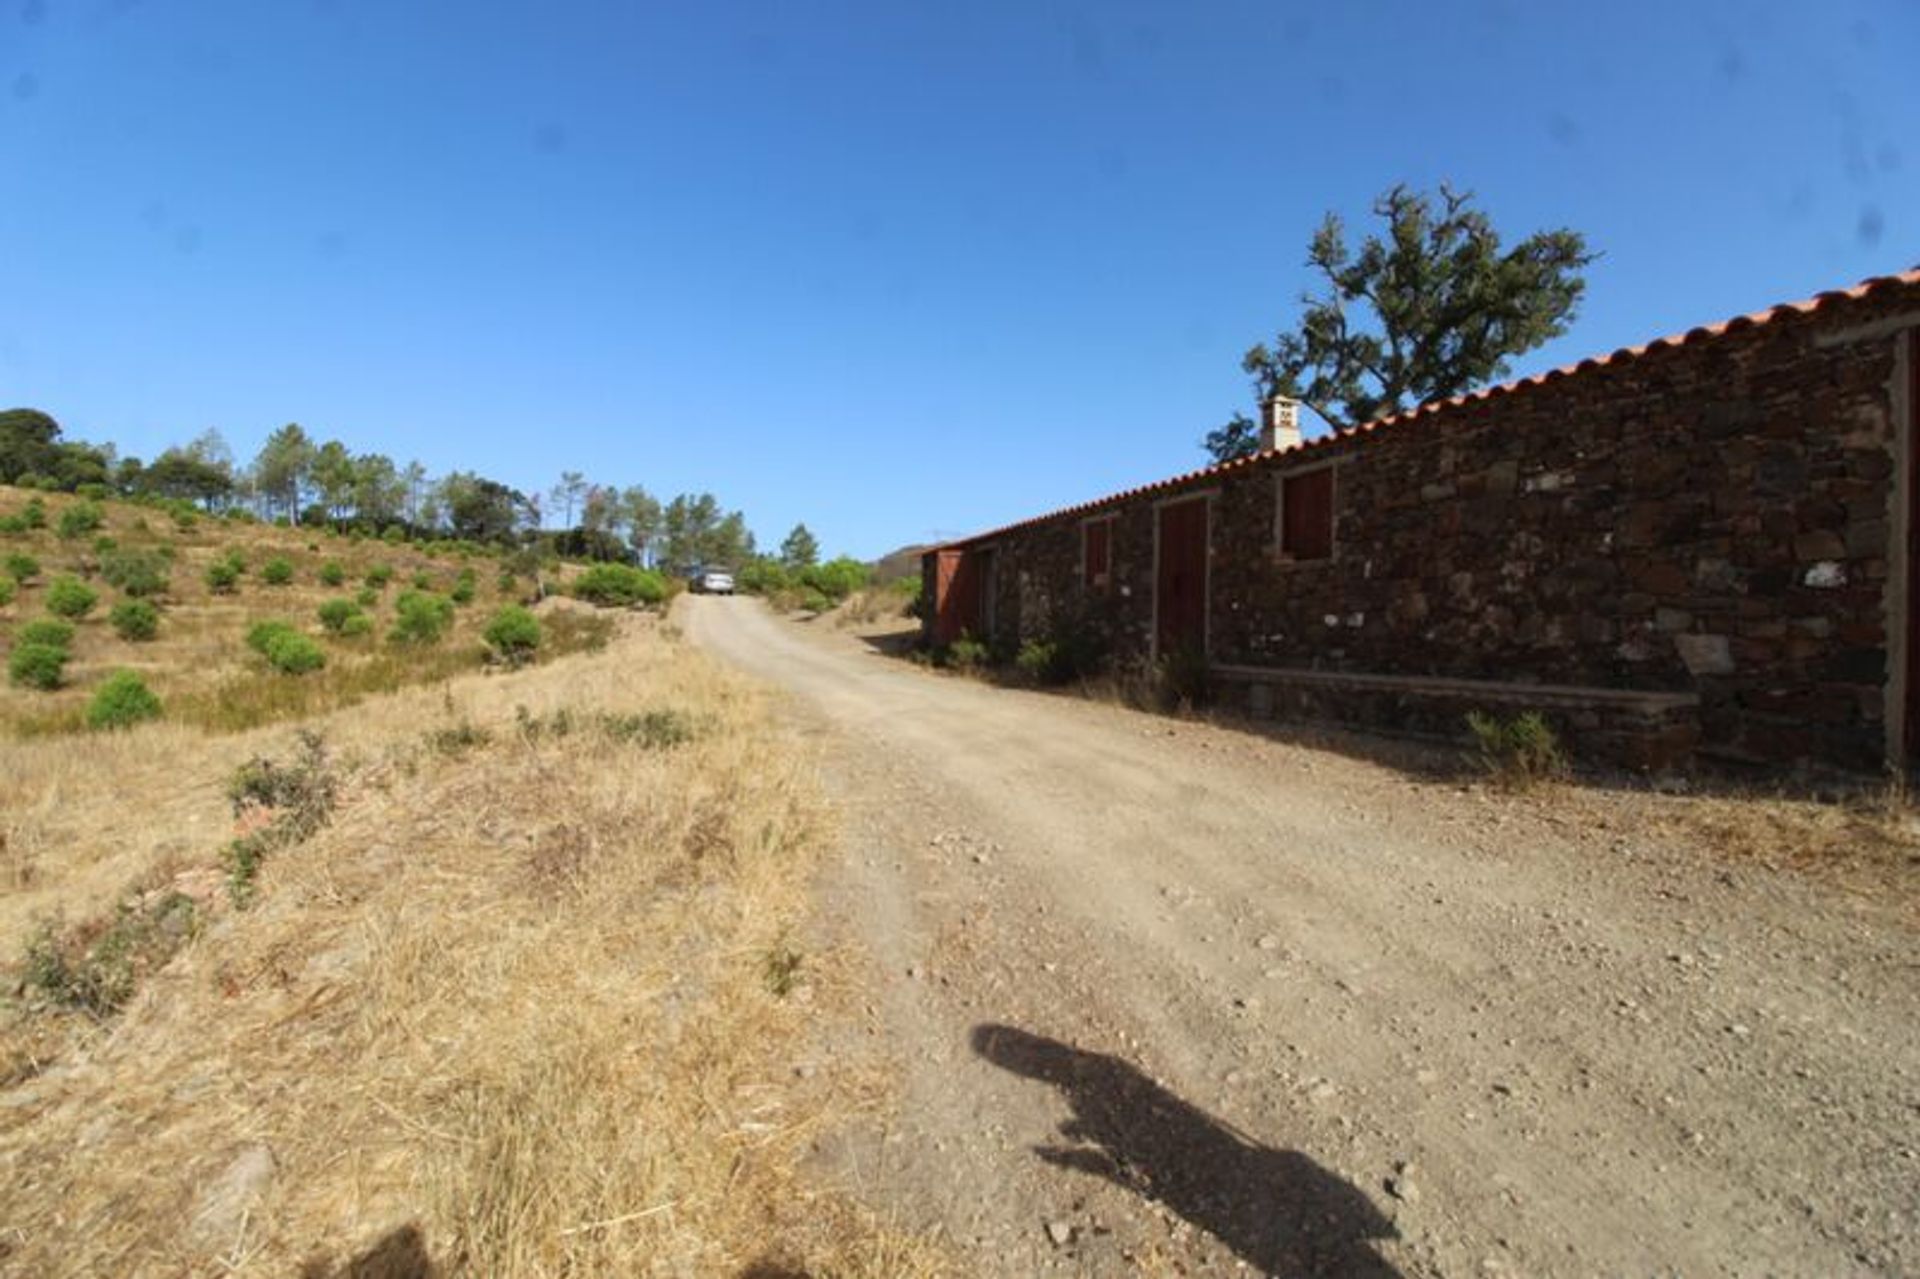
<box><xmin>936</xmin><ymin>267</ymin><xmax>1920</xmax><ymax>551</ymax></box>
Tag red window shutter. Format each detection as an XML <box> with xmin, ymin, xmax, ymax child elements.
<box><xmin>1084</xmin><ymin>519</ymin><xmax>1111</xmax><ymax>589</ymax></box>
<box><xmin>1283</xmin><ymin>469</ymin><xmax>1334</xmax><ymax>560</ymax></box>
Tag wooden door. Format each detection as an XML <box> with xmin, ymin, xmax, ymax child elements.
<box><xmin>1907</xmin><ymin>332</ymin><xmax>1920</xmax><ymax>764</ymax></box>
<box><xmin>1156</xmin><ymin>497</ymin><xmax>1208</xmax><ymax>658</ymax></box>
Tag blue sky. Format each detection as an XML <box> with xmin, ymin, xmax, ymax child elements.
<box><xmin>1</xmin><ymin>2</ymin><xmax>1914</xmax><ymax>559</ymax></box>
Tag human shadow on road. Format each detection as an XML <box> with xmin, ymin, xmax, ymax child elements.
<box><xmin>972</xmin><ymin>1023</ymin><xmax>1401</xmax><ymax>1277</ymax></box>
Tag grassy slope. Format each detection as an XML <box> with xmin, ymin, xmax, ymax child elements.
<box><xmin>0</xmin><ymin>487</ymin><xmax>563</xmax><ymax>735</ymax></box>
<box><xmin>0</xmin><ymin>493</ymin><xmax>938</xmax><ymax>1275</ymax></box>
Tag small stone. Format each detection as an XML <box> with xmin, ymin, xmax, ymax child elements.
<box><xmin>1046</xmin><ymin>1220</ymin><xmax>1074</xmax><ymax>1246</ymax></box>
<box><xmin>906</xmin><ymin>965</ymin><xmax>923</xmax><ymax>980</ymax></box>
<box><xmin>190</xmin><ymin>1143</ymin><xmax>276</xmax><ymax>1248</ymax></box>
<box><xmin>1256</xmin><ymin>934</ymin><xmax>1281</xmax><ymax>951</ymax></box>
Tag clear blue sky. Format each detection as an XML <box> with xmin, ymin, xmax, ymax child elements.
<box><xmin>2</xmin><ymin>2</ymin><xmax>1914</xmax><ymax>559</ymax></box>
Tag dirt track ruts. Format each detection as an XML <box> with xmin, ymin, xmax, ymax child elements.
<box><xmin>683</xmin><ymin>594</ymin><xmax>1919</xmax><ymax>1277</ymax></box>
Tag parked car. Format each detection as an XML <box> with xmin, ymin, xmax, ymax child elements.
<box><xmin>694</xmin><ymin>568</ymin><xmax>734</xmax><ymax>595</ymax></box>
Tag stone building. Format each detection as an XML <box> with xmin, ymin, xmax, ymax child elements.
<box><xmin>923</xmin><ymin>269</ymin><xmax>1920</xmax><ymax>773</ymax></box>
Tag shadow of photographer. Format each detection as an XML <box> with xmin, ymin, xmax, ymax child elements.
<box><xmin>972</xmin><ymin>1023</ymin><xmax>1401</xmax><ymax>1277</ymax></box>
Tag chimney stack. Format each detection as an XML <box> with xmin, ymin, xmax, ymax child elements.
<box><xmin>1261</xmin><ymin>395</ymin><xmax>1302</xmax><ymax>453</ymax></box>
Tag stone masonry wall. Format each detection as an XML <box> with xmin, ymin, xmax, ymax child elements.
<box><xmin>950</xmin><ymin>285</ymin><xmax>1916</xmax><ymax>772</ymax></box>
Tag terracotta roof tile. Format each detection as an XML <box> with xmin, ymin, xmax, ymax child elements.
<box><xmin>935</xmin><ymin>267</ymin><xmax>1920</xmax><ymax>551</ymax></box>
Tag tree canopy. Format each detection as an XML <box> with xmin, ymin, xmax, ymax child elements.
<box><xmin>1201</xmin><ymin>412</ymin><xmax>1261</xmax><ymax>464</ymax></box>
<box><xmin>779</xmin><ymin>522</ymin><xmax>819</xmax><ymax>570</ymax></box>
<box><xmin>1237</xmin><ymin>183</ymin><xmax>1595</xmax><ymax>439</ymax></box>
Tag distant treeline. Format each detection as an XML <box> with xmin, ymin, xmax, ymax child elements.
<box><xmin>0</xmin><ymin>408</ymin><xmax>758</xmax><ymax>567</ymax></box>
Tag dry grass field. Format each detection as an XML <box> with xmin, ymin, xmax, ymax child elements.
<box><xmin>0</xmin><ymin>493</ymin><xmax>939</xmax><ymax>1277</ymax></box>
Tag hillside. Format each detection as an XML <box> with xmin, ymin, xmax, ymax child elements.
<box><xmin>0</xmin><ymin>489</ymin><xmax>937</xmax><ymax>1275</ymax></box>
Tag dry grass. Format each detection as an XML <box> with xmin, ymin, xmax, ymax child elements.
<box><xmin>0</xmin><ymin>611</ymin><xmax>943</xmax><ymax>1276</ymax></box>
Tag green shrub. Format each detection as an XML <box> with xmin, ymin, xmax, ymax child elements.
<box><xmin>18</xmin><ymin>618</ymin><xmax>75</xmax><ymax>650</ymax></box>
<box><xmin>8</xmin><ymin>642</ymin><xmax>67</xmax><ymax>690</ymax></box>
<box><xmin>0</xmin><ymin>575</ymin><xmax>13</xmax><ymax>608</ymax></box>
<box><xmin>354</xmin><ymin>585</ymin><xmax>378</xmax><ymax>608</ymax></box>
<box><xmin>389</xmin><ymin>590</ymin><xmax>455</xmax><ymax>645</ymax></box>
<box><xmin>1015</xmin><ymin>639</ymin><xmax>1057</xmax><ymax>682</ymax></box>
<box><xmin>92</xmin><ymin>535</ymin><xmax>117</xmax><ymax>555</ymax></box>
<box><xmin>0</xmin><ymin>515</ymin><xmax>24</xmax><ymax>536</ymax></box>
<box><xmin>451</xmin><ymin>568</ymin><xmax>477</xmax><ymax>606</ymax></box>
<box><xmin>75</xmin><ymin>482</ymin><xmax>110</xmax><ymax>501</ymax></box>
<box><xmin>263</xmin><ymin>629</ymin><xmax>326</xmax><ymax>675</ymax></box>
<box><xmin>482</xmin><ymin>605</ymin><xmax>542</xmax><ymax>666</ymax></box>
<box><xmin>943</xmin><ymin>633</ymin><xmax>988</xmax><ymax>670</ymax></box>
<box><xmin>109</xmin><ymin>599</ymin><xmax>160</xmax><ymax>641</ymax></box>
<box><xmin>99</xmin><ymin>547</ymin><xmax>170</xmax><ymax>598</ymax></box>
<box><xmin>798</xmin><ymin>588</ymin><xmax>832</xmax><ymax>614</ymax></box>
<box><xmin>801</xmin><ymin>556</ymin><xmax>870</xmax><ymax>602</ymax></box>
<box><xmin>222</xmin><ymin>549</ymin><xmax>247</xmax><ymax>575</ymax></box>
<box><xmin>87</xmin><ymin>670</ymin><xmax>163</xmax><ymax>729</ymax></box>
<box><xmin>365</xmin><ymin>563</ymin><xmax>394</xmax><ymax>589</ymax></box>
<box><xmin>56</xmin><ymin>501</ymin><xmax>104</xmax><ymax>540</ymax></box>
<box><xmin>45</xmin><ymin>575</ymin><xmax>98</xmax><ymax>619</ymax></box>
<box><xmin>245</xmin><ymin>619</ymin><xmax>301</xmax><ymax>654</ymax></box>
<box><xmin>4</xmin><ymin>552</ymin><xmax>38</xmax><ymax>582</ymax></box>
<box><xmin>411</xmin><ymin>570</ymin><xmax>433</xmax><ymax>590</ymax></box>
<box><xmin>224</xmin><ymin>732</ymin><xmax>338</xmax><ymax>904</ymax></box>
<box><xmin>205</xmin><ymin>559</ymin><xmax>240</xmax><ymax>594</ymax></box>
<box><xmin>1156</xmin><ymin>644</ymin><xmax>1210</xmax><ymax>708</ymax></box>
<box><xmin>1466</xmin><ymin>710</ymin><xmax>1566</xmax><ymax>787</ymax></box>
<box><xmin>172</xmin><ymin>506</ymin><xmax>198</xmax><ymax>531</ymax></box>
<box><xmin>261</xmin><ymin>556</ymin><xmax>295</xmax><ymax>586</ymax></box>
<box><xmin>22</xmin><ymin>498</ymin><xmax>46</xmax><ymax>529</ymax></box>
<box><xmin>318</xmin><ymin>560</ymin><xmax>346</xmax><ymax>587</ymax></box>
<box><xmin>338</xmin><ymin>612</ymin><xmax>374</xmax><ymax>638</ymax></box>
<box><xmin>571</xmin><ymin>563</ymin><xmax>667</xmax><ymax>608</ymax></box>
<box><xmin>316</xmin><ymin>598</ymin><xmax>362</xmax><ymax>634</ymax></box>
<box><xmin>21</xmin><ymin>893</ymin><xmax>197</xmax><ymax>1015</ymax></box>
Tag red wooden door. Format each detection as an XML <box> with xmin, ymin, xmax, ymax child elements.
<box><xmin>1907</xmin><ymin>331</ymin><xmax>1920</xmax><ymax>765</ymax></box>
<box><xmin>1156</xmin><ymin>497</ymin><xmax>1208</xmax><ymax>657</ymax></box>
<box><xmin>932</xmin><ymin>550</ymin><xmax>974</xmax><ymax>646</ymax></box>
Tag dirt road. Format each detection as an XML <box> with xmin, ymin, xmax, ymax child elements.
<box><xmin>682</xmin><ymin>596</ymin><xmax>1919</xmax><ymax>1277</ymax></box>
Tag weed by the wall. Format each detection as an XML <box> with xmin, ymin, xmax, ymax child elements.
<box><xmin>1467</xmin><ymin>710</ymin><xmax>1567</xmax><ymax>787</ymax></box>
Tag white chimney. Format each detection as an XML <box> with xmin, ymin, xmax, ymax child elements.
<box><xmin>1261</xmin><ymin>395</ymin><xmax>1302</xmax><ymax>453</ymax></box>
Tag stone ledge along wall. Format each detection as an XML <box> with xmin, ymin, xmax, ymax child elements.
<box><xmin>932</xmin><ymin>279</ymin><xmax>1918</xmax><ymax>773</ymax></box>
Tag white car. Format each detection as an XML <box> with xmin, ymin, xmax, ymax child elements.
<box><xmin>696</xmin><ymin>569</ymin><xmax>734</xmax><ymax>595</ymax></box>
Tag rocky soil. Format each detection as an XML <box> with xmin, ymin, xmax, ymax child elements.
<box><xmin>683</xmin><ymin>596</ymin><xmax>1919</xmax><ymax>1277</ymax></box>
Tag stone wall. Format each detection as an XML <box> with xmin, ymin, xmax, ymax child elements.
<box><xmin>935</xmin><ymin>281</ymin><xmax>1918</xmax><ymax>772</ymax></box>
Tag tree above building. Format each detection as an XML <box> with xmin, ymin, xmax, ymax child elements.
<box><xmin>1239</xmin><ymin>183</ymin><xmax>1596</xmax><ymax>436</ymax></box>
